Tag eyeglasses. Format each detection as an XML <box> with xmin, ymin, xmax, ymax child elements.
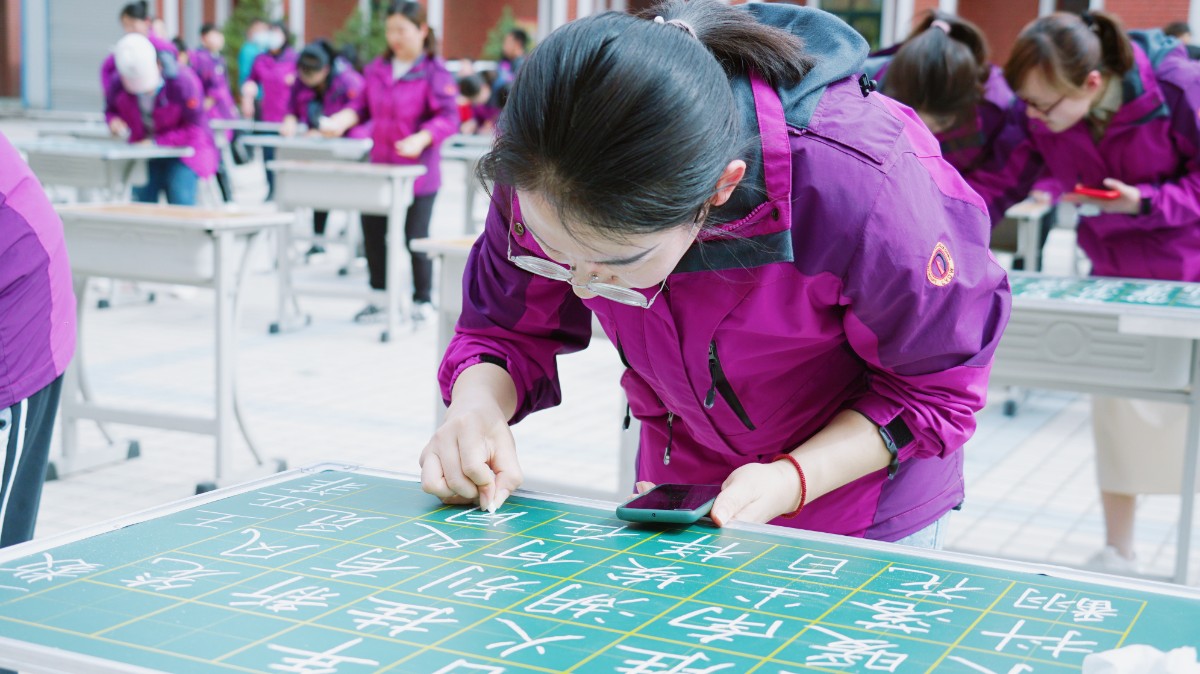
<box><xmin>505</xmin><ymin>198</ymin><xmax>702</xmax><ymax>309</ymax></box>
<box><xmin>1023</xmin><ymin>93</ymin><xmax>1067</xmax><ymax>116</ymax></box>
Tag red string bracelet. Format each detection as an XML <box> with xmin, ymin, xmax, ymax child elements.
<box><xmin>772</xmin><ymin>454</ymin><xmax>807</xmax><ymax>518</ymax></box>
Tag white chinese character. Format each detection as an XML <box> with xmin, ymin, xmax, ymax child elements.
<box><xmin>945</xmin><ymin>656</ymin><xmax>1034</xmax><ymax>674</ymax></box>
<box><xmin>120</xmin><ymin>557</ymin><xmax>238</xmax><ymax>592</ymax></box>
<box><xmin>444</xmin><ymin>507</ymin><xmax>527</xmax><ymax>527</ymax></box>
<box><xmin>806</xmin><ymin>625</ymin><xmax>907</xmax><ymax>672</ymax></box>
<box><xmin>524</xmin><ymin>583</ymin><xmax>649</xmax><ymax>625</ymax></box>
<box><xmin>393</xmin><ymin>522</ymin><xmax>498</xmax><ymax>552</ymax></box>
<box><xmin>266</xmin><ymin>638</ymin><xmax>378</xmax><ymax>673</ymax></box>
<box><xmin>850</xmin><ymin>598</ymin><xmax>953</xmax><ymax>635</ymax></box>
<box><xmin>0</xmin><ymin>553</ymin><xmax>101</xmax><ymax>584</ymax></box>
<box><xmin>251</xmin><ymin>492</ymin><xmax>320</xmax><ymax>510</ymax></box>
<box><xmin>417</xmin><ymin>565</ymin><xmax>540</xmax><ymax>602</ymax></box>
<box><xmin>281</xmin><ymin>477</ymin><xmax>367</xmax><ymax>497</ymax></box>
<box><xmin>614</xmin><ymin>645</ymin><xmax>736</xmax><ymax>674</ymax></box>
<box><xmin>555</xmin><ymin>519</ymin><xmax>639</xmax><ymax>543</ymax></box>
<box><xmin>178</xmin><ymin>510</ymin><xmax>262</xmax><ymax>529</ymax></box>
<box><xmin>769</xmin><ymin>553</ymin><xmax>847</xmax><ymax>580</ymax></box>
<box><xmin>485</xmin><ymin>617</ymin><xmax>585</xmax><ymax>657</ymax></box>
<box><xmin>431</xmin><ymin>660</ymin><xmax>506</xmax><ymax>674</ymax></box>
<box><xmin>668</xmin><ymin>606</ymin><xmax>782</xmax><ymax>645</ymax></box>
<box><xmin>1012</xmin><ymin>588</ymin><xmax>1074</xmax><ymax>613</ymax></box>
<box><xmin>484</xmin><ymin>539</ymin><xmax>583</xmax><ymax>568</ymax></box>
<box><xmin>886</xmin><ymin>568</ymin><xmax>983</xmax><ymax>601</ymax></box>
<box><xmin>1072</xmin><ymin>598</ymin><xmax>1118</xmax><ymax>624</ymax></box>
<box><xmin>220</xmin><ymin>528</ymin><xmax>320</xmax><ymax>560</ymax></box>
<box><xmin>348</xmin><ymin>597</ymin><xmax>457</xmax><ymax>635</ymax></box>
<box><xmin>296</xmin><ymin>508</ymin><xmax>386</xmax><ymax>533</ymax></box>
<box><xmin>728</xmin><ymin>578</ymin><xmax>828</xmax><ymax>610</ymax></box>
<box><xmin>607</xmin><ymin>558</ymin><xmax>702</xmax><ymax>590</ymax></box>
<box><xmin>230</xmin><ymin>575</ymin><xmax>339</xmax><ymax>613</ymax></box>
<box><xmin>981</xmin><ymin>619</ymin><xmax>1098</xmax><ymax>659</ymax></box>
<box><xmin>311</xmin><ymin>548</ymin><xmax>417</xmax><ymax>579</ymax></box>
<box><xmin>656</xmin><ymin>535</ymin><xmax>749</xmax><ymax>563</ymax></box>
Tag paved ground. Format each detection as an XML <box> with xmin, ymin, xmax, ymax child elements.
<box><xmin>6</xmin><ymin>118</ymin><xmax>1198</xmax><ymax>586</ymax></box>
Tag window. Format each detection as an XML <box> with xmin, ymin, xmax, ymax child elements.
<box><xmin>820</xmin><ymin>0</ymin><xmax>885</xmax><ymax>49</ymax></box>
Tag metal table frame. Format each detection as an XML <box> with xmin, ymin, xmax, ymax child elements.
<box><xmin>16</xmin><ymin>140</ymin><xmax>193</xmax><ymax>202</ymax></box>
<box><xmin>55</xmin><ymin>204</ymin><xmax>295</xmax><ymax>493</ymax></box>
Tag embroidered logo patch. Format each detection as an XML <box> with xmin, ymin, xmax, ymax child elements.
<box><xmin>927</xmin><ymin>242</ymin><xmax>955</xmax><ymax>287</ymax></box>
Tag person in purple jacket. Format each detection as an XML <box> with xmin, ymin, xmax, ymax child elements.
<box><xmin>190</xmin><ymin>22</ymin><xmax>239</xmax><ymax>202</ymax></box>
<box><xmin>1005</xmin><ymin>12</ymin><xmax>1200</xmax><ymax>574</ymax></box>
<box><xmin>865</xmin><ymin>11</ymin><xmax>1044</xmax><ymax>228</ymax></box>
<box><xmin>282</xmin><ymin>40</ymin><xmax>370</xmax><ymax>254</ymax></box>
<box><xmin>100</xmin><ymin>1</ymin><xmax>178</xmax><ymax>97</ymax></box>
<box><xmin>242</xmin><ymin>21</ymin><xmax>297</xmax><ymax>199</ymax></box>
<box><xmin>106</xmin><ymin>33</ymin><xmax>219</xmax><ymax>205</ymax></box>
<box><xmin>0</xmin><ymin>132</ymin><xmax>76</xmax><ymax>548</ymax></box>
<box><xmin>341</xmin><ymin>1</ymin><xmax>459</xmax><ymax>323</ymax></box>
<box><xmin>421</xmin><ymin>0</ymin><xmax>1010</xmax><ymax>544</ymax></box>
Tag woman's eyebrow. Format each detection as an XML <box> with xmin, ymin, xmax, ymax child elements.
<box><xmin>524</xmin><ymin>220</ymin><xmax>657</xmax><ymax>266</ymax></box>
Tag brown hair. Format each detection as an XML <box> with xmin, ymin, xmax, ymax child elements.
<box><xmin>1004</xmin><ymin>11</ymin><xmax>1134</xmax><ymax>95</ymax></box>
<box><xmin>883</xmin><ymin>10</ymin><xmax>990</xmax><ymax>123</ymax></box>
<box><xmin>385</xmin><ymin>1</ymin><xmax>437</xmax><ymax>58</ymax></box>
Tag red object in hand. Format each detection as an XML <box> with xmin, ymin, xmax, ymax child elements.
<box><xmin>1073</xmin><ymin>183</ymin><xmax>1121</xmax><ymax>200</ymax></box>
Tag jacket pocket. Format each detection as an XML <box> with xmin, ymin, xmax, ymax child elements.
<box><xmin>704</xmin><ymin>340</ymin><xmax>755</xmax><ymax>431</ymax></box>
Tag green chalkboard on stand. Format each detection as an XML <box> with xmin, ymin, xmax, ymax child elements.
<box><xmin>2</xmin><ymin>465</ymin><xmax>1198</xmax><ymax>673</ymax></box>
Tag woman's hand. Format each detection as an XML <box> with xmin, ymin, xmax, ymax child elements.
<box><xmin>279</xmin><ymin>116</ymin><xmax>298</xmax><ymax>138</ymax></box>
<box><xmin>420</xmin><ymin>396</ymin><xmax>522</xmax><ymax>512</ymax></box>
<box><xmin>1063</xmin><ymin>177</ymin><xmax>1142</xmax><ymax>215</ymax></box>
<box><xmin>108</xmin><ymin>118</ymin><xmax>129</xmax><ymax>139</ymax></box>
<box><xmin>394</xmin><ymin>130</ymin><xmax>433</xmax><ymax>159</ymax></box>
<box><xmin>632</xmin><ymin>458</ymin><xmax>802</xmax><ymax>528</ymax></box>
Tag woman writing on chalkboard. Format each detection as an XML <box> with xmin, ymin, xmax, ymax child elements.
<box><xmin>419</xmin><ymin>0</ymin><xmax>1010</xmax><ymax>546</ymax></box>
<box><xmin>1003</xmin><ymin>13</ymin><xmax>1200</xmax><ymax>573</ymax></box>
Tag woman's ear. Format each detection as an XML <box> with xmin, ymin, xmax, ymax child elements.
<box><xmin>711</xmin><ymin>159</ymin><xmax>747</xmax><ymax>207</ymax></box>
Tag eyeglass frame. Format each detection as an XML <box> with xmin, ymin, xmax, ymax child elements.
<box><xmin>1022</xmin><ymin>92</ymin><xmax>1067</xmax><ymax>116</ymax></box>
<box><xmin>505</xmin><ymin>195</ymin><xmax>704</xmax><ymax>309</ymax></box>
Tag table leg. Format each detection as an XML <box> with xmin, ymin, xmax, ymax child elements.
<box><xmin>270</xmin><ymin>209</ymin><xmax>310</xmax><ymax>334</ymax></box>
<box><xmin>214</xmin><ymin>231</ymin><xmax>236</xmax><ymax>483</ymax></box>
<box><xmin>463</xmin><ymin>160</ymin><xmax>478</xmax><ymax>235</ymax></box>
<box><xmin>381</xmin><ymin>179</ymin><xmax>415</xmax><ymax>343</ymax></box>
<box><xmin>1174</xmin><ymin>345</ymin><xmax>1200</xmax><ymax>584</ymax></box>
<box><xmin>339</xmin><ymin>211</ymin><xmax>361</xmax><ymax>277</ymax></box>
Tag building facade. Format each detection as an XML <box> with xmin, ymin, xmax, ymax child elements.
<box><xmin>6</xmin><ymin>0</ymin><xmax>1198</xmax><ymax>109</ymax></box>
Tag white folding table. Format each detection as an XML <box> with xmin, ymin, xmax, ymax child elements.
<box><xmin>55</xmin><ymin>204</ymin><xmax>295</xmax><ymax>493</ymax></box>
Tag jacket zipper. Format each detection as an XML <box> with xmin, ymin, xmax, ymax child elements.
<box><xmin>663</xmin><ymin>412</ymin><xmax>674</xmax><ymax>465</ymax></box>
<box><xmin>704</xmin><ymin>341</ymin><xmax>756</xmax><ymax>430</ymax></box>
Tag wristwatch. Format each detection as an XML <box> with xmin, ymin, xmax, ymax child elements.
<box><xmin>878</xmin><ymin>417</ymin><xmax>914</xmax><ymax>480</ymax></box>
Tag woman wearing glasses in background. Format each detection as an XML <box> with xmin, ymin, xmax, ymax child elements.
<box><xmin>421</xmin><ymin>0</ymin><xmax>1010</xmax><ymax>546</ymax></box>
<box><xmin>1004</xmin><ymin>12</ymin><xmax>1200</xmax><ymax>574</ymax></box>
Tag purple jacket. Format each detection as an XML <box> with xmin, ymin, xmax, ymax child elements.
<box><xmin>189</xmin><ymin>48</ymin><xmax>238</xmax><ymax>123</ymax></box>
<box><xmin>439</xmin><ymin>5</ymin><xmax>1010</xmax><ymax>541</ymax></box>
<box><xmin>0</xmin><ymin>133</ymin><xmax>76</xmax><ymax>409</ymax></box>
<box><xmin>1025</xmin><ymin>35</ymin><xmax>1200</xmax><ymax>282</ymax></box>
<box><xmin>287</xmin><ymin>58</ymin><xmax>371</xmax><ymax>139</ymax></box>
<box><xmin>248</xmin><ymin>47</ymin><xmax>298</xmax><ymax>122</ymax></box>
<box><xmin>361</xmin><ymin>55</ymin><xmax>460</xmax><ymax>196</ymax></box>
<box><xmin>867</xmin><ymin>52</ymin><xmax>1044</xmax><ymax>225</ymax></box>
<box><xmin>104</xmin><ymin>66</ymin><xmax>219</xmax><ymax>179</ymax></box>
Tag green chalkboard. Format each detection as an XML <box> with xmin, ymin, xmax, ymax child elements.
<box><xmin>2</xmin><ymin>466</ymin><xmax>1198</xmax><ymax>673</ymax></box>
<box><xmin>1009</xmin><ymin>274</ymin><xmax>1200</xmax><ymax>308</ymax></box>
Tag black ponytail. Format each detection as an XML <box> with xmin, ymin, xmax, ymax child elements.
<box><xmin>120</xmin><ymin>1</ymin><xmax>149</xmax><ymax>21</ymax></box>
<box><xmin>884</xmin><ymin>11</ymin><xmax>990</xmax><ymax>122</ymax></box>
<box><xmin>1084</xmin><ymin>11</ymin><xmax>1134</xmax><ymax>75</ymax></box>
<box><xmin>386</xmin><ymin>1</ymin><xmax>438</xmax><ymax>58</ymax></box>
<box><xmin>1006</xmin><ymin>11</ymin><xmax>1133</xmax><ymax>94</ymax></box>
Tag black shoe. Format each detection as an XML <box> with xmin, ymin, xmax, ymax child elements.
<box><xmin>305</xmin><ymin>244</ymin><xmax>326</xmax><ymax>257</ymax></box>
<box><xmin>353</xmin><ymin>303</ymin><xmax>385</xmax><ymax>324</ymax></box>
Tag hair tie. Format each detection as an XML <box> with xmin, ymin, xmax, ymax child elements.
<box><xmin>653</xmin><ymin>15</ymin><xmax>698</xmax><ymax>40</ymax></box>
<box><xmin>1081</xmin><ymin>12</ymin><xmax>1098</xmax><ymax>31</ymax></box>
<box><xmin>930</xmin><ymin>19</ymin><xmax>952</xmax><ymax>34</ymax></box>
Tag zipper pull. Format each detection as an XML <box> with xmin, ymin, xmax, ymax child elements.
<box><xmin>704</xmin><ymin>342</ymin><xmax>717</xmax><ymax>409</ymax></box>
<box><xmin>623</xmin><ymin>403</ymin><xmax>631</xmax><ymax>431</ymax></box>
<box><xmin>663</xmin><ymin>412</ymin><xmax>675</xmax><ymax>465</ymax></box>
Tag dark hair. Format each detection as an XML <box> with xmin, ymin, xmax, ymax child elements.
<box><xmin>478</xmin><ymin>0</ymin><xmax>812</xmax><ymax>239</ymax></box>
<box><xmin>298</xmin><ymin>40</ymin><xmax>335</xmax><ymax>73</ymax></box>
<box><xmin>883</xmin><ymin>11</ymin><xmax>989</xmax><ymax>123</ymax></box>
<box><xmin>269</xmin><ymin>20</ymin><xmax>291</xmax><ymax>52</ymax></box>
<box><xmin>1164</xmin><ymin>21</ymin><xmax>1192</xmax><ymax>39</ymax></box>
<box><xmin>458</xmin><ymin>74</ymin><xmax>483</xmax><ymax>99</ymax></box>
<box><xmin>199</xmin><ymin>22</ymin><xmax>219</xmax><ymax>37</ymax></box>
<box><xmin>1005</xmin><ymin>11</ymin><xmax>1134</xmax><ymax>94</ymax></box>
<box><xmin>508</xmin><ymin>28</ymin><xmax>530</xmax><ymax>51</ymax></box>
<box><xmin>385</xmin><ymin>1</ymin><xmax>437</xmax><ymax>57</ymax></box>
<box><xmin>120</xmin><ymin>1</ymin><xmax>149</xmax><ymax>21</ymax></box>
<box><xmin>171</xmin><ymin>36</ymin><xmax>187</xmax><ymax>53</ymax></box>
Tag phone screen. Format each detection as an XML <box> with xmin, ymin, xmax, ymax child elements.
<box><xmin>623</xmin><ymin>484</ymin><xmax>722</xmax><ymax>511</ymax></box>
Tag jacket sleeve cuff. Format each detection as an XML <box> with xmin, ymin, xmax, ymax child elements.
<box><xmin>444</xmin><ymin>353</ymin><xmax>528</xmax><ymax>424</ymax></box>
<box><xmin>850</xmin><ymin>393</ymin><xmax>919</xmax><ymax>463</ymax></box>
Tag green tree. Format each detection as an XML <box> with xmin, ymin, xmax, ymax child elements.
<box><xmin>335</xmin><ymin>0</ymin><xmax>388</xmax><ymax>70</ymax></box>
<box><xmin>480</xmin><ymin>7</ymin><xmax>535</xmax><ymax>61</ymax></box>
<box><xmin>222</xmin><ymin>0</ymin><xmax>271</xmax><ymax>95</ymax></box>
